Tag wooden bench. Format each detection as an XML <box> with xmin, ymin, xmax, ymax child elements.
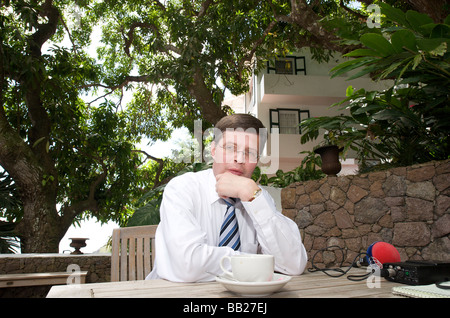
<box><xmin>0</xmin><ymin>271</ymin><xmax>88</xmax><ymax>288</ymax></box>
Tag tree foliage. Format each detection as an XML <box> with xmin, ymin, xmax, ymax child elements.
<box><xmin>90</xmin><ymin>0</ymin><xmax>290</xmax><ymax>126</ymax></box>
<box><xmin>0</xmin><ymin>0</ymin><xmax>161</xmax><ymax>252</ymax></box>
<box><xmin>301</xmin><ymin>3</ymin><xmax>449</xmax><ymax>171</ymax></box>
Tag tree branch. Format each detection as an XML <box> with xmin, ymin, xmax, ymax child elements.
<box><xmin>30</xmin><ymin>0</ymin><xmax>60</xmax><ymax>55</ymax></box>
<box><xmin>79</xmin><ymin>75</ymin><xmax>152</xmax><ymax>104</ymax></box>
<box><xmin>20</xmin><ymin>0</ymin><xmax>60</xmax><ymax>187</ymax></box>
<box><xmin>198</xmin><ymin>0</ymin><xmax>214</xmax><ymax>18</ymax></box>
<box><xmin>188</xmin><ymin>68</ymin><xmax>227</xmax><ymax>124</ymax></box>
<box><xmin>123</xmin><ymin>22</ymin><xmax>160</xmax><ymax>56</ymax></box>
<box><xmin>152</xmin><ymin>0</ymin><xmax>166</xmax><ymax>11</ymax></box>
<box><xmin>239</xmin><ymin>20</ymin><xmax>278</xmax><ymax>70</ymax></box>
<box><xmin>59</xmin><ymin>168</ymin><xmax>107</xmax><ymax>229</ymax></box>
<box><xmin>132</xmin><ymin>149</ymin><xmax>166</xmax><ymax>187</ymax></box>
<box><xmin>132</xmin><ymin>149</ymin><xmax>164</xmax><ymax>165</ymax></box>
<box><xmin>270</xmin><ymin>0</ymin><xmax>357</xmax><ymax>53</ymax></box>
<box><xmin>339</xmin><ymin>0</ymin><xmax>366</xmax><ymax>20</ymax></box>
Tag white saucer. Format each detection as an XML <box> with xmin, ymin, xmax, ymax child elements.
<box><xmin>215</xmin><ymin>273</ymin><xmax>291</xmax><ymax>297</ymax></box>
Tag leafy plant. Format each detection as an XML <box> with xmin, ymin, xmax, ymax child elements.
<box><xmin>300</xmin><ymin>3</ymin><xmax>449</xmax><ymax>171</ymax></box>
<box><xmin>0</xmin><ymin>170</ymin><xmax>22</xmax><ymax>253</ymax></box>
<box><xmin>300</xmin><ymin>114</ymin><xmax>359</xmax><ymax>152</ymax></box>
<box><xmin>0</xmin><ymin>222</ymin><xmax>20</xmax><ymax>254</ymax></box>
<box><xmin>127</xmin><ymin>162</ymin><xmax>211</xmax><ymax>226</ymax></box>
<box><xmin>253</xmin><ymin>151</ymin><xmax>325</xmax><ymax>188</ymax></box>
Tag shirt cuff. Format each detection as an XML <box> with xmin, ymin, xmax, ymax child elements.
<box><xmin>241</xmin><ymin>190</ymin><xmax>275</xmax><ymax>223</ymax></box>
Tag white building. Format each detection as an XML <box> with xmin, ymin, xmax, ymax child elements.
<box><xmin>224</xmin><ymin>49</ymin><xmax>391</xmax><ymax>176</ymax></box>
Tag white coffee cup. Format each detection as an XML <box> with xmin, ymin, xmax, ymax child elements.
<box><xmin>219</xmin><ymin>254</ymin><xmax>274</xmax><ymax>282</ymax></box>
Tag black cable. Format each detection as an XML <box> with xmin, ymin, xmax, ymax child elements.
<box><xmin>435</xmin><ymin>280</ymin><xmax>450</xmax><ymax>290</ymax></box>
<box><xmin>308</xmin><ymin>245</ymin><xmax>374</xmax><ymax>281</ymax></box>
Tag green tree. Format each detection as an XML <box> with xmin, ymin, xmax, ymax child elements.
<box><xmin>0</xmin><ymin>0</ymin><xmax>162</xmax><ymax>252</ymax></box>
<box><xmin>90</xmin><ymin>0</ymin><xmax>288</xmax><ymax>126</ymax></box>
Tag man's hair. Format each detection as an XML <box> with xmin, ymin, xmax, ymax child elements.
<box><xmin>214</xmin><ymin>114</ymin><xmax>267</xmax><ymax>152</ymax></box>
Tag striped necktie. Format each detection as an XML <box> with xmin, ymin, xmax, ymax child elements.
<box><xmin>219</xmin><ymin>198</ymin><xmax>241</xmax><ymax>251</ymax></box>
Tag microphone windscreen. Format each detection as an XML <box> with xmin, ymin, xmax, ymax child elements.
<box><xmin>367</xmin><ymin>242</ymin><xmax>401</xmax><ymax>264</ymax></box>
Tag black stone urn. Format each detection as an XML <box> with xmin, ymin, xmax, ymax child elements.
<box><xmin>314</xmin><ymin>145</ymin><xmax>343</xmax><ymax>176</ymax></box>
<box><xmin>69</xmin><ymin>238</ymin><xmax>89</xmax><ymax>254</ymax></box>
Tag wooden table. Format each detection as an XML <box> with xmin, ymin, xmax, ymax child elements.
<box><xmin>47</xmin><ymin>268</ymin><xmax>404</xmax><ymax>298</ymax></box>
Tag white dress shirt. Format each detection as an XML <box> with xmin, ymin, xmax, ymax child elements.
<box><xmin>146</xmin><ymin>169</ymin><xmax>307</xmax><ymax>282</ymax></box>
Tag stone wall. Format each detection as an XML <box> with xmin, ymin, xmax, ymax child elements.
<box><xmin>281</xmin><ymin>159</ymin><xmax>450</xmax><ymax>269</ymax></box>
<box><xmin>0</xmin><ymin>253</ymin><xmax>111</xmax><ymax>297</ymax></box>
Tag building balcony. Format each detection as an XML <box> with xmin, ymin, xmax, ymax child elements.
<box><xmin>260</xmin><ymin>73</ymin><xmax>391</xmax><ymax>106</ymax></box>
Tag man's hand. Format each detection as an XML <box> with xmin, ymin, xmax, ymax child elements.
<box><xmin>215</xmin><ymin>172</ymin><xmax>260</xmax><ymax>202</ymax></box>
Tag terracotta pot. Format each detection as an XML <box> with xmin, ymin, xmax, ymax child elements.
<box><xmin>314</xmin><ymin>145</ymin><xmax>343</xmax><ymax>176</ymax></box>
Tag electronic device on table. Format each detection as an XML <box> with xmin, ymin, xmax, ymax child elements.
<box><xmin>382</xmin><ymin>260</ymin><xmax>450</xmax><ymax>285</ymax></box>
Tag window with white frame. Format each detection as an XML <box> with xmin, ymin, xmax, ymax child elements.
<box><xmin>270</xmin><ymin>108</ymin><xmax>310</xmax><ymax>134</ymax></box>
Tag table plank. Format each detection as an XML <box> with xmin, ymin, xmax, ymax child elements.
<box><xmin>274</xmin><ymin>282</ymin><xmax>398</xmax><ymax>298</ymax></box>
<box><xmin>93</xmin><ymin>281</ymin><xmax>231</xmax><ymax>298</ymax></box>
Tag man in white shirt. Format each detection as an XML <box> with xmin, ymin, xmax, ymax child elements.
<box><xmin>147</xmin><ymin>114</ymin><xmax>307</xmax><ymax>282</ymax></box>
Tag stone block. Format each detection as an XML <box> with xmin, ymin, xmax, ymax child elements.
<box><xmin>421</xmin><ymin>237</ymin><xmax>450</xmax><ymax>261</ymax></box>
<box><xmin>405</xmin><ymin>197</ymin><xmax>434</xmax><ymax>221</ymax></box>
<box><xmin>393</xmin><ymin>222</ymin><xmax>431</xmax><ymax>247</ymax></box>
<box><xmin>406</xmin><ymin>181</ymin><xmax>436</xmax><ymax>201</ymax></box>
<box><xmin>281</xmin><ymin>187</ymin><xmax>296</xmax><ymax>208</ymax></box>
<box><xmin>435</xmin><ymin>195</ymin><xmax>450</xmax><ymax>216</ymax></box>
<box><xmin>432</xmin><ymin>214</ymin><xmax>450</xmax><ymax>238</ymax></box>
<box><xmin>329</xmin><ymin>187</ymin><xmax>346</xmax><ymax>206</ymax></box>
<box><xmin>295</xmin><ymin>209</ymin><xmax>313</xmax><ymax>229</ymax></box>
<box><xmin>383</xmin><ymin>175</ymin><xmax>406</xmax><ymax>196</ymax></box>
<box><xmin>334</xmin><ymin>208</ymin><xmax>353</xmax><ymax>229</ymax></box>
<box><xmin>354</xmin><ymin>197</ymin><xmax>388</xmax><ymax>223</ymax></box>
<box><xmin>407</xmin><ymin>165</ymin><xmax>435</xmax><ymax>182</ymax></box>
<box><xmin>433</xmin><ymin>173</ymin><xmax>450</xmax><ymax>192</ymax></box>
<box><xmin>347</xmin><ymin>185</ymin><xmax>368</xmax><ymax>203</ymax></box>
<box><xmin>295</xmin><ymin>194</ymin><xmax>311</xmax><ymax>209</ymax></box>
<box><xmin>310</xmin><ymin>190</ymin><xmax>326</xmax><ymax>204</ymax></box>
<box><xmin>315</xmin><ymin>212</ymin><xmax>336</xmax><ymax>229</ymax></box>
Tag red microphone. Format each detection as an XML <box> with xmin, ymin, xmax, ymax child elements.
<box><xmin>367</xmin><ymin>242</ymin><xmax>401</xmax><ymax>265</ymax></box>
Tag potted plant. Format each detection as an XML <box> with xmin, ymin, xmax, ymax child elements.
<box><xmin>301</xmin><ymin>116</ymin><xmax>348</xmax><ymax>176</ymax></box>
<box><xmin>314</xmin><ymin>144</ymin><xmax>343</xmax><ymax>176</ymax></box>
